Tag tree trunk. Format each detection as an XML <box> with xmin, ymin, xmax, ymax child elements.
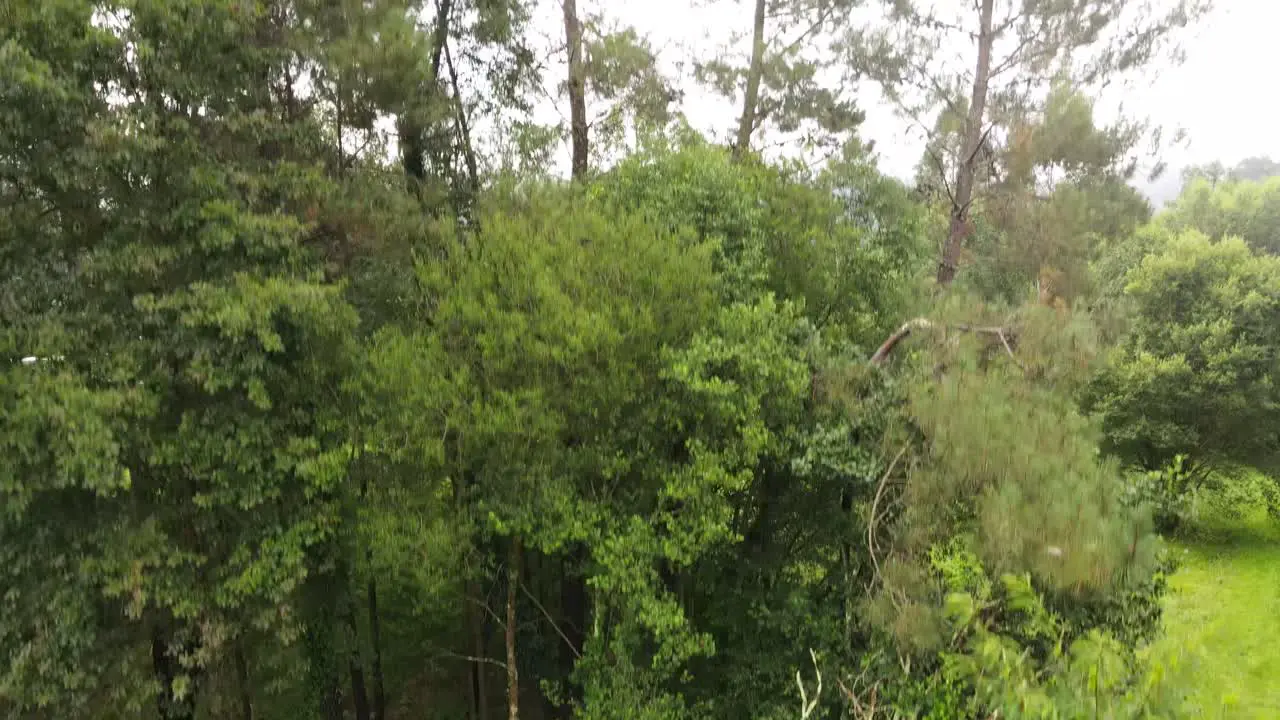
<box><xmin>301</xmin><ymin>555</ymin><xmax>345</xmax><ymax>720</ymax></box>
<box><xmin>506</xmin><ymin>538</ymin><xmax>523</xmax><ymax>720</ymax></box>
<box><xmin>368</xmin><ymin>577</ymin><xmax>387</xmax><ymax>720</ymax></box>
<box><xmin>562</xmin><ymin>0</ymin><xmax>589</xmax><ymax>180</ymax></box>
<box><xmin>314</xmin><ymin>627</ymin><xmax>344</xmax><ymax>720</ymax></box>
<box><xmin>400</xmin><ymin>0</ymin><xmax>454</xmax><ymax>183</ymax></box>
<box><xmin>558</xmin><ymin>549</ymin><xmax>587</xmax><ymax>720</ymax></box>
<box><xmin>455</xmin><ymin>466</ymin><xmax>491</xmax><ymax>720</ymax></box>
<box><xmin>469</xmin><ymin>579</ymin><xmax>491</xmax><ymax>720</ymax></box>
<box><xmin>347</xmin><ymin>604</ymin><xmax>371</xmax><ymax>720</ymax></box>
<box><xmin>936</xmin><ymin>0</ymin><xmax>995</xmax><ymax>286</ymax></box>
<box><xmin>234</xmin><ymin>641</ymin><xmax>255</xmax><ymax>720</ymax></box>
<box><xmin>525</xmin><ymin>551</ymin><xmax>561</xmax><ymax>719</ymax></box>
<box><xmin>151</xmin><ymin>624</ymin><xmax>199</xmax><ymax>720</ymax></box>
<box><xmin>733</xmin><ymin>0</ymin><xmax>768</xmax><ymax>160</ymax></box>
<box><xmin>320</xmin><ymin>670</ymin><xmax>343</xmax><ymax>720</ymax></box>
<box><xmin>444</xmin><ymin>38</ymin><xmax>480</xmax><ymax>212</ymax></box>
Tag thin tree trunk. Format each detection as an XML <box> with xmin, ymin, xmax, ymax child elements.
<box><xmin>234</xmin><ymin>641</ymin><xmax>255</xmax><ymax>720</ymax></box>
<box><xmin>335</xmin><ymin>91</ymin><xmax>345</xmax><ymax>177</ymax></box>
<box><xmin>558</xmin><ymin>549</ymin><xmax>587</xmax><ymax>720</ymax></box>
<box><xmin>368</xmin><ymin>577</ymin><xmax>387</xmax><ymax>720</ymax></box>
<box><xmin>506</xmin><ymin>538</ymin><xmax>523</xmax><ymax>720</ymax></box>
<box><xmin>527</xmin><ymin>551</ymin><xmax>560</xmax><ymax>719</ymax></box>
<box><xmin>562</xmin><ymin>0</ymin><xmax>588</xmax><ymax>180</ymax></box>
<box><xmin>400</xmin><ymin>0</ymin><xmax>454</xmax><ymax>183</ymax></box>
<box><xmin>429</xmin><ymin>0</ymin><xmax>451</xmax><ymax>75</ymax></box>
<box><xmin>302</xmin><ymin>574</ymin><xmax>344</xmax><ymax>720</ymax></box>
<box><xmin>347</xmin><ymin>603</ymin><xmax>371</xmax><ymax>720</ymax></box>
<box><xmin>936</xmin><ymin>0</ymin><xmax>995</xmax><ymax>286</ymax></box>
<box><xmin>308</xmin><ymin>605</ymin><xmax>344</xmax><ymax>720</ymax></box>
<box><xmin>321</xmin><ymin>665</ymin><xmax>343</xmax><ymax>720</ymax></box>
<box><xmin>355</xmin><ymin>451</ymin><xmax>387</xmax><ymax>720</ymax></box>
<box><xmin>151</xmin><ymin>624</ymin><xmax>199</xmax><ymax>720</ymax></box>
<box><xmin>444</xmin><ymin>38</ymin><xmax>480</xmax><ymax>209</ymax></box>
<box><xmin>469</xmin><ymin>580</ymin><xmax>491</xmax><ymax>720</ymax></box>
<box><xmin>455</xmin><ymin>465</ymin><xmax>491</xmax><ymax>720</ymax></box>
<box><xmin>733</xmin><ymin>0</ymin><xmax>768</xmax><ymax>160</ymax></box>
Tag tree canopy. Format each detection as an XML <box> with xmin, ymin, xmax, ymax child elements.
<box><xmin>3</xmin><ymin>1</ymin><xmax>1256</xmax><ymax>719</ymax></box>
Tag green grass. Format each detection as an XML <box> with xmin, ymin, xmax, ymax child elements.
<box><xmin>1159</xmin><ymin>500</ymin><xmax>1280</xmax><ymax>718</ymax></box>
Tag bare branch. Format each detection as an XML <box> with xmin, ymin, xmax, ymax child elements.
<box><xmin>964</xmin><ymin>122</ymin><xmax>995</xmax><ymax>170</ymax></box>
<box><xmin>521</xmin><ymin>583</ymin><xmax>581</xmax><ymax>659</ymax></box>
<box><xmin>869</xmin><ymin>317</ymin><xmax>1018</xmax><ymax>365</ymax></box>
<box><xmin>867</xmin><ymin>444</ymin><xmax>910</xmax><ymax>592</ymax></box>
<box><xmin>797</xmin><ymin>649</ymin><xmax>823</xmax><ymax>720</ymax></box>
<box><xmin>432</xmin><ymin>650</ymin><xmax>508</xmax><ymax>670</ymax></box>
<box><xmin>468</xmin><ymin>596</ymin><xmax>506</xmax><ymax>628</ymax></box>
<box><xmin>926</xmin><ymin>145</ymin><xmax>957</xmax><ymax>204</ymax></box>
<box><xmin>996</xmin><ymin>328</ymin><xmax>1024</xmax><ymax>370</ymax></box>
<box><xmin>990</xmin><ymin>29</ymin><xmax>1057</xmax><ymax>79</ymax></box>
<box><xmin>777</xmin><ymin>4</ymin><xmax>837</xmax><ymax>57</ymax></box>
<box><xmin>870</xmin><ymin>318</ymin><xmax>935</xmax><ymax>366</ymax></box>
<box><xmin>911</xmin><ymin>59</ymin><xmax>963</xmax><ymax>119</ymax></box>
<box><xmin>838</xmin><ymin>673</ymin><xmax>881</xmax><ymax>720</ymax></box>
<box><xmin>992</xmin><ymin>5</ymin><xmax>1024</xmax><ymax>37</ymax></box>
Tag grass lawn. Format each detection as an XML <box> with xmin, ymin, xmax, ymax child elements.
<box><xmin>1159</xmin><ymin>505</ymin><xmax>1280</xmax><ymax>718</ymax></box>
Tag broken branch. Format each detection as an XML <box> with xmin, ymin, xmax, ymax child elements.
<box><xmin>869</xmin><ymin>317</ymin><xmax>1018</xmax><ymax>366</ymax></box>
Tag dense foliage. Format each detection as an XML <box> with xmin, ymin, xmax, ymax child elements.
<box><xmin>6</xmin><ymin>1</ymin><xmax>1264</xmax><ymax>719</ymax></box>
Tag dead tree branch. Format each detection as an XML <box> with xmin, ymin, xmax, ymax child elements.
<box><xmin>797</xmin><ymin>649</ymin><xmax>822</xmax><ymax>720</ymax></box>
<box><xmin>869</xmin><ymin>318</ymin><xmax>935</xmax><ymax>366</ymax></box>
<box><xmin>869</xmin><ymin>317</ymin><xmax>1019</xmax><ymax>366</ymax></box>
<box><xmin>867</xmin><ymin>444</ymin><xmax>910</xmax><ymax>592</ymax></box>
<box><xmin>521</xmin><ymin>583</ymin><xmax>581</xmax><ymax>660</ymax></box>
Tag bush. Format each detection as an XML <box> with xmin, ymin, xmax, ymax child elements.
<box><xmin>1123</xmin><ymin>454</ymin><xmax>1198</xmax><ymax>533</ymax></box>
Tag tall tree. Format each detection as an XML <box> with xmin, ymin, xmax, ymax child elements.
<box><xmin>1227</xmin><ymin>155</ymin><xmax>1280</xmax><ymax>182</ymax></box>
<box><xmin>562</xmin><ymin>0</ymin><xmax>589</xmax><ymax>179</ymax></box>
<box><xmin>0</xmin><ymin>1</ymin><xmax>453</xmax><ymax>716</ymax></box>
<box><xmin>848</xmin><ymin>0</ymin><xmax>1211</xmax><ymax>285</ymax></box>
<box><xmin>929</xmin><ymin>79</ymin><xmax>1154</xmax><ymax>303</ymax></box>
<box><xmin>697</xmin><ymin>0</ymin><xmax>865</xmax><ymax>160</ymax></box>
<box><xmin>398</xmin><ymin>0</ymin><xmax>540</xmax><ymax>207</ymax></box>
<box><xmin>734</xmin><ymin>0</ymin><xmax>768</xmax><ymax>159</ymax></box>
<box><xmin>549</xmin><ymin>0</ymin><xmax>678</xmax><ymax>178</ymax></box>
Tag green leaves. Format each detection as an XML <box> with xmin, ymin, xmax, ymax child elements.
<box><xmin>1089</xmin><ymin>233</ymin><xmax>1280</xmax><ymax>472</ymax></box>
<box><xmin>921</xmin><ymin>541</ymin><xmax>1191</xmax><ymax>719</ymax></box>
<box><xmin>694</xmin><ymin>0</ymin><xmax>864</xmax><ymax>154</ymax></box>
<box><xmin>3</xmin><ymin>0</ymin><xmax>1208</xmax><ymax>712</ymax></box>
<box><xmin>0</xmin><ymin>0</ymin><xmax>386</xmax><ymax>713</ymax></box>
<box><xmin>0</xmin><ymin>368</ymin><xmax>128</xmax><ymax>516</ymax></box>
<box><xmin>1160</xmin><ymin>175</ymin><xmax>1280</xmax><ymax>256</ymax></box>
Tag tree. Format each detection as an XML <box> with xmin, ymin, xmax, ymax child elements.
<box><xmin>2</xmin><ymin>1</ymin><xmax>1210</xmax><ymax>713</ymax></box>
<box><xmin>366</xmin><ymin>183</ymin><xmax>733</xmax><ymax>716</ymax></box>
<box><xmin>1087</xmin><ymin>233</ymin><xmax>1280</xmax><ymax>475</ymax></box>
<box><xmin>1159</xmin><ymin>175</ymin><xmax>1280</xmax><ymax>255</ymax></box>
<box><xmin>581</xmin><ymin>10</ymin><xmax>683</xmax><ymax>173</ymax></box>
<box><xmin>1180</xmin><ymin>160</ymin><xmax>1226</xmax><ymax>187</ymax></box>
<box><xmin>853</xmin><ymin>293</ymin><xmax>1176</xmax><ymax>717</ymax></box>
<box><xmin>392</xmin><ymin>0</ymin><xmax>541</xmax><ymax>215</ymax></box>
<box><xmin>695</xmin><ymin>0</ymin><xmax>865</xmax><ymax>160</ymax></box>
<box><xmin>1</xmin><ymin>1</ymin><xmax>446</xmax><ymax>717</ymax></box>
<box><xmin>847</xmin><ymin>0</ymin><xmax>1210</xmax><ymax>285</ymax></box>
<box><xmin>562</xmin><ymin>0</ymin><xmax>589</xmax><ymax>179</ymax></box>
<box><xmin>948</xmin><ymin>80</ymin><xmax>1154</xmax><ymax>304</ymax></box>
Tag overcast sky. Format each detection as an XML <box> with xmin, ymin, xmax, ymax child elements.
<box><xmin>527</xmin><ymin>1</ymin><xmax>1278</xmax><ymax>201</ymax></box>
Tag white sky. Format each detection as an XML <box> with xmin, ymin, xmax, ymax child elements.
<box><xmin>526</xmin><ymin>1</ymin><xmax>1279</xmax><ymax>193</ymax></box>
